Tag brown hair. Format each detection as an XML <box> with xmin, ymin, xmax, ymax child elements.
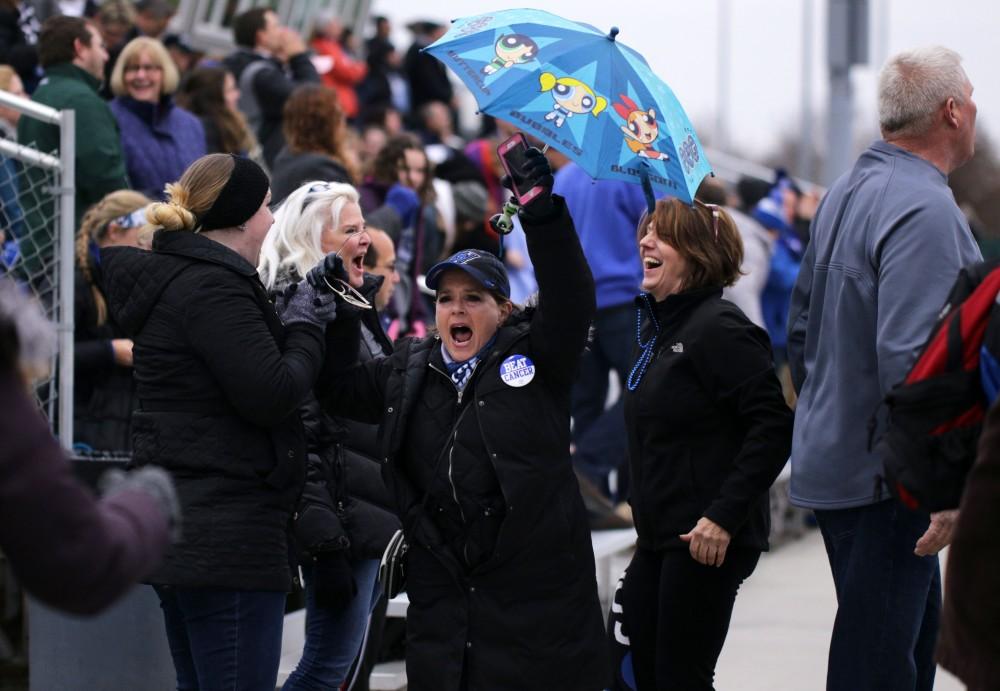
<box><xmin>372</xmin><ymin>132</ymin><xmax>434</xmax><ymax>203</ymax></box>
<box><xmin>76</xmin><ymin>190</ymin><xmax>153</xmax><ymax>325</ymax></box>
<box><xmin>109</xmin><ymin>37</ymin><xmax>180</xmax><ymax>97</ymax></box>
<box><xmin>640</xmin><ymin>197</ymin><xmax>744</xmax><ymax>290</ymax></box>
<box><xmin>146</xmin><ymin>154</ymin><xmax>236</xmax><ymax>232</ymax></box>
<box><xmin>282</xmin><ymin>85</ymin><xmax>359</xmax><ymax>183</ymax></box>
<box><xmin>38</xmin><ymin>16</ymin><xmax>94</xmax><ymax>68</ymax></box>
<box><xmin>233</xmin><ymin>7</ymin><xmax>271</xmax><ymax>49</ymax></box>
<box><xmin>177</xmin><ymin>66</ymin><xmax>256</xmax><ymax>154</ymax></box>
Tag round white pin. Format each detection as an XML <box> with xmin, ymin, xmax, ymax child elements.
<box><xmin>499</xmin><ymin>354</ymin><xmax>535</xmax><ymax>387</ymax></box>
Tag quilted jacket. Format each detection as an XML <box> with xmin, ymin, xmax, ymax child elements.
<box><xmin>320</xmin><ymin>198</ymin><xmax>610</xmax><ymax>691</ymax></box>
<box><xmin>110</xmin><ymin>95</ymin><xmax>206</xmax><ymax>200</ymax></box>
<box><xmin>100</xmin><ymin>230</ymin><xmax>325</xmax><ymax>591</ymax></box>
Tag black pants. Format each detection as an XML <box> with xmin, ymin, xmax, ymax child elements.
<box><xmin>620</xmin><ymin>546</ymin><xmax>760</xmax><ymax>690</ymax></box>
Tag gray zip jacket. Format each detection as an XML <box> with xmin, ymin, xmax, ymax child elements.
<box><xmin>787</xmin><ymin>140</ymin><xmax>981</xmax><ymax>509</ymax></box>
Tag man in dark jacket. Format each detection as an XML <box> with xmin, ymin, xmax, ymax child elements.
<box><xmin>403</xmin><ymin>21</ymin><xmax>453</xmax><ymax>125</ymax></box>
<box><xmin>223</xmin><ymin>7</ymin><xmax>318</xmax><ymax>168</ymax></box>
<box><xmin>17</xmin><ymin>15</ymin><xmax>129</xmax><ymax>281</ymax></box>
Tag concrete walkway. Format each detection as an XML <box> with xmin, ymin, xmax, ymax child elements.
<box><xmin>714</xmin><ymin>529</ymin><xmax>964</xmax><ymax>691</ymax></box>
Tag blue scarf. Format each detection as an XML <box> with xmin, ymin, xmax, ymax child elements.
<box><xmin>443</xmin><ymin>333</ymin><xmax>499</xmax><ymax>392</ymax></box>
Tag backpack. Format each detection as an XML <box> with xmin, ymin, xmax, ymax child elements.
<box><xmin>236</xmin><ymin>59</ymin><xmax>272</xmax><ymax>136</ymax></box>
<box><xmin>874</xmin><ymin>258</ymin><xmax>1000</xmax><ymax>512</ymax></box>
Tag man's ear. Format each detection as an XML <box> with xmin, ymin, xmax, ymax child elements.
<box><xmin>72</xmin><ymin>37</ymin><xmax>85</xmax><ymax>60</ymax></box>
<box><xmin>944</xmin><ymin>97</ymin><xmax>961</xmax><ymax>129</ymax></box>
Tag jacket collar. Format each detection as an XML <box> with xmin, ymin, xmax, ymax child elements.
<box><xmin>115</xmin><ymin>94</ymin><xmax>174</xmax><ymax>125</ymax></box>
<box><xmin>870</xmin><ymin>139</ymin><xmax>948</xmax><ymax>181</ymax></box>
<box><xmin>644</xmin><ymin>286</ymin><xmax>722</xmax><ymax>324</ymax></box>
<box><xmin>43</xmin><ymin>63</ymin><xmax>101</xmax><ymax>92</ymax></box>
<box><xmin>151</xmin><ymin>230</ymin><xmax>258</xmax><ymax>277</ymax></box>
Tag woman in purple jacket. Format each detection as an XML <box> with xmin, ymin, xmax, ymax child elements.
<box><xmin>109</xmin><ymin>37</ymin><xmax>205</xmax><ymax>199</ymax></box>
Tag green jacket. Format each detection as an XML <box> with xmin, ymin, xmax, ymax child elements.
<box><xmin>16</xmin><ymin>63</ymin><xmax>129</xmax><ymax>279</ymax></box>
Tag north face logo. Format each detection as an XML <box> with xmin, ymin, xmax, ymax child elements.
<box><xmin>671</xmin><ymin>342</ymin><xmax>684</xmax><ymax>353</ymax></box>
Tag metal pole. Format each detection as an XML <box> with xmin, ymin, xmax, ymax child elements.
<box><xmin>57</xmin><ymin>108</ymin><xmax>75</xmax><ymax>450</ymax></box>
<box><xmin>797</xmin><ymin>0</ymin><xmax>814</xmax><ymax>179</ymax></box>
<box><xmin>715</xmin><ymin>0</ymin><xmax>731</xmax><ymax>151</ymax></box>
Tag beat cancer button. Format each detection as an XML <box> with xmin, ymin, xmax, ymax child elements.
<box><xmin>499</xmin><ymin>354</ymin><xmax>536</xmax><ymax>388</ymax></box>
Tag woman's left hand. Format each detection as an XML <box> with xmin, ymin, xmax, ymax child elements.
<box><xmin>680</xmin><ymin>517</ymin><xmax>732</xmax><ymax>567</ymax></box>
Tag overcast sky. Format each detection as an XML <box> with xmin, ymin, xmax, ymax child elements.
<box><xmin>371</xmin><ymin>0</ymin><xmax>995</xmax><ymax>179</ymax></box>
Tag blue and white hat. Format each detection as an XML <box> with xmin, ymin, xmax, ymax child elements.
<box><xmin>425</xmin><ymin>249</ymin><xmax>510</xmax><ymax>299</ymax></box>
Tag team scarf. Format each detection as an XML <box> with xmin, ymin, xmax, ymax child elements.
<box><xmin>442</xmin><ymin>333</ymin><xmax>499</xmax><ymax>393</ymax></box>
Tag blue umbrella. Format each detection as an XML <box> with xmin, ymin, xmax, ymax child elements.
<box><xmin>424</xmin><ymin>8</ymin><xmax>712</xmax><ymax>204</ymax></box>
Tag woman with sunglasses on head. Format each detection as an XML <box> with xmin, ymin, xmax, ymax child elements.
<box><xmin>99</xmin><ymin>154</ymin><xmax>341</xmax><ymax>691</ymax></box>
<box><xmin>618</xmin><ymin>198</ymin><xmax>792</xmax><ymax>690</ymax></box>
<box><xmin>318</xmin><ymin>148</ymin><xmax>608</xmax><ymax>691</ymax></box>
<box><xmin>73</xmin><ymin>189</ymin><xmax>151</xmax><ymax>453</ymax></box>
<box><xmin>258</xmin><ymin>180</ymin><xmax>400</xmax><ymax>691</ymax></box>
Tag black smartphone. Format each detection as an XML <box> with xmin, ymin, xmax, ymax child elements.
<box><xmin>496</xmin><ymin>133</ymin><xmax>543</xmax><ymax>205</ymax></box>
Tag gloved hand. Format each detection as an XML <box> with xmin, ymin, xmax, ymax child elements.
<box><xmin>501</xmin><ymin>147</ymin><xmax>556</xmax><ymax>220</ymax></box>
<box><xmin>306</xmin><ymin>253</ymin><xmax>350</xmax><ymax>292</ymax></box>
<box><xmin>312</xmin><ymin>551</ymin><xmax>357</xmax><ymax>611</ymax></box>
<box><xmin>100</xmin><ymin>467</ymin><xmax>182</xmax><ymax>541</ymax></box>
<box><xmin>307</xmin><ymin>253</ymin><xmax>372</xmax><ymax>318</ymax></box>
<box><xmin>277</xmin><ymin>279</ymin><xmax>337</xmax><ymax>329</ymax></box>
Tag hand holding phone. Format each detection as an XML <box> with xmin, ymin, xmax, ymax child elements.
<box><xmin>496</xmin><ymin>134</ymin><xmax>553</xmax><ymax>212</ymax></box>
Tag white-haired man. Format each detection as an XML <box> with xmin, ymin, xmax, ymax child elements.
<box><xmin>788</xmin><ymin>46</ymin><xmax>981</xmax><ymax>691</ymax></box>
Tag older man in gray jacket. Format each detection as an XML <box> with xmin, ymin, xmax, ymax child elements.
<box><xmin>788</xmin><ymin>46</ymin><xmax>981</xmax><ymax>691</ymax></box>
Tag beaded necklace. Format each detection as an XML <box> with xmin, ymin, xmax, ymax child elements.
<box><xmin>626</xmin><ymin>293</ymin><xmax>661</xmax><ymax>391</ymax></box>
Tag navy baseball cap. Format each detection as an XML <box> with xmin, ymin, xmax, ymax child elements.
<box><xmin>425</xmin><ymin>250</ymin><xmax>510</xmax><ymax>299</ymax></box>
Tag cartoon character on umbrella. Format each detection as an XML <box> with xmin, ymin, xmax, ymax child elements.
<box><xmin>539</xmin><ymin>72</ymin><xmax>607</xmax><ymax>128</ymax></box>
<box><xmin>613</xmin><ymin>94</ymin><xmax>669</xmax><ymax>161</ymax></box>
<box><xmin>482</xmin><ymin>34</ymin><xmax>540</xmax><ymax>75</ymax></box>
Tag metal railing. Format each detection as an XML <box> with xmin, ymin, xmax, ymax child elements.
<box><xmin>0</xmin><ymin>89</ymin><xmax>76</xmax><ymax>449</ymax></box>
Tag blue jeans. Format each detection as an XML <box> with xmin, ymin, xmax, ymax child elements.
<box><xmin>282</xmin><ymin>558</ymin><xmax>381</xmax><ymax>690</ymax></box>
<box><xmin>814</xmin><ymin>500</ymin><xmax>941</xmax><ymax>691</ymax></box>
<box><xmin>572</xmin><ymin>303</ymin><xmax>634</xmax><ymax>499</ymax></box>
<box><xmin>154</xmin><ymin>586</ymin><xmax>286</xmax><ymax>691</ymax></box>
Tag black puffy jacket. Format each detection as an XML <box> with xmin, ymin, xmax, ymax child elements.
<box><xmin>73</xmin><ymin>263</ymin><xmax>135</xmax><ymax>453</ymax></box>
<box><xmin>101</xmin><ymin>230</ymin><xmax>324</xmax><ymax>591</ymax></box>
<box><xmin>320</xmin><ymin>198</ymin><xmax>610</xmax><ymax>691</ymax></box>
<box><xmin>293</xmin><ymin>296</ymin><xmax>400</xmax><ymax>562</ymax></box>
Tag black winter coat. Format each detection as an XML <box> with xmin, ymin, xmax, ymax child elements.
<box><xmin>321</xmin><ymin>198</ymin><xmax>610</xmax><ymax>691</ymax></box>
<box><xmin>73</xmin><ymin>263</ymin><xmax>134</xmax><ymax>453</ymax></box>
<box><xmin>101</xmin><ymin>231</ymin><xmax>325</xmax><ymax>591</ymax></box>
<box><xmin>624</xmin><ymin>287</ymin><xmax>792</xmax><ymax>552</ymax></box>
<box><xmin>269</xmin><ymin>148</ymin><xmax>352</xmax><ymax>206</ymax></box>
<box><xmin>294</xmin><ymin>295</ymin><xmax>400</xmax><ymax>562</ymax></box>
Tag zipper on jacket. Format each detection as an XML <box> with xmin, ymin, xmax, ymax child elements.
<box><xmin>430</xmin><ymin>363</ymin><xmax>469</xmax><ymax>523</ymax></box>
<box><xmin>448</xmin><ymin>429</ymin><xmax>466</xmax><ymax>524</ymax></box>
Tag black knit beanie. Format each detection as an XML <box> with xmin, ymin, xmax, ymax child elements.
<box><xmin>198</xmin><ymin>155</ymin><xmax>270</xmax><ymax>231</ymax></box>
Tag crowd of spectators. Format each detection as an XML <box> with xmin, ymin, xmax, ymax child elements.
<box><xmin>0</xmin><ymin>3</ymin><xmax>825</xmax><ymax>520</ymax></box>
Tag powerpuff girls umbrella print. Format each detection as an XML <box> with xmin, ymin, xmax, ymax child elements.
<box><xmin>423</xmin><ymin>7</ymin><xmax>712</xmax><ymax>204</ymax></box>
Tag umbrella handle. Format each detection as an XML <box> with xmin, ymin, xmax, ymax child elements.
<box><xmin>638</xmin><ymin>163</ymin><xmax>657</xmax><ymax>215</ymax></box>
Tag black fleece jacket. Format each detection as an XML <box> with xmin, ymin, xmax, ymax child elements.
<box><xmin>624</xmin><ymin>287</ymin><xmax>792</xmax><ymax>552</ymax></box>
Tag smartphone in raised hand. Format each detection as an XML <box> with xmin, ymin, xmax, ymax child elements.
<box><xmin>496</xmin><ymin>133</ymin><xmax>544</xmax><ymax>206</ymax></box>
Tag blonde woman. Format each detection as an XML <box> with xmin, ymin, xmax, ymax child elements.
<box><xmin>109</xmin><ymin>36</ymin><xmax>205</xmax><ymax>198</ymax></box>
<box><xmin>73</xmin><ymin>189</ymin><xmax>151</xmax><ymax>452</ymax></box>
<box><xmin>100</xmin><ymin>154</ymin><xmax>339</xmax><ymax>691</ymax></box>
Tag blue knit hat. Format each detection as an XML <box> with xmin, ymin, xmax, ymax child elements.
<box><xmin>752</xmin><ymin>171</ymin><xmax>794</xmax><ymax>233</ymax></box>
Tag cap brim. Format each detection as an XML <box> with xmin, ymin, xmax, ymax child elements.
<box><xmin>425</xmin><ymin>262</ymin><xmax>500</xmax><ymax>295</ymax></box>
